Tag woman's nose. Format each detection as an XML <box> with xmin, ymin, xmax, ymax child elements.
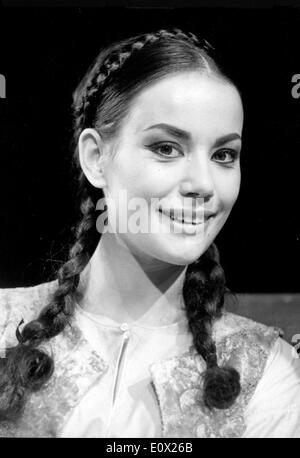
<box><xmin>179</xmin><ymin>154</ymin><xmax>214</xmax><ymax>199</ymax></box>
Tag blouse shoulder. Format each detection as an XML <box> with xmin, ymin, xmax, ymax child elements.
<box><xmin>214</xmin><ymin>311</ymin><xmax>282</xmax><ymax>345</ymax></box>
<box><xmin>0</xmin><ymin>280</ymin><xmax>58</xmax><ymax>347</ymax></box>
<box><xmin>212</xmin><ymin>311</ymin><xmax>283</xmax><ymax>372</ymax></box>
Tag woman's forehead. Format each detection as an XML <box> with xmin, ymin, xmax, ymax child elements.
<box><xmin>126</xmin><ymin>72</ymin><xmax>243</xmax><ymax>138</ymax></box>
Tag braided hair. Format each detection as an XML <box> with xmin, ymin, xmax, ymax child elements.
<box><xmin>183</xmin><ymin>243</ymin><xmax>240</xmax><ymax>409</ymax></box>
<box><xmin>0</xmin><ymin>28</ymin><xmax>240</xmax><ymax>422</ymax></box>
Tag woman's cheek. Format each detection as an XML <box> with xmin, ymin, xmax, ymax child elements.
<box><xmin>215</xmin><ymin>171</ymin><xmax>241</xmax><ymax>208</ymax></box>
<box><xmin>230</xmin><ymin>173</ymin><xmax>241</xmax><ymax>205</ymax></box>
<box><xmin>130</xmin><ymin>168</ymin><xmax>178</xmax><ymax>199</ymax></box>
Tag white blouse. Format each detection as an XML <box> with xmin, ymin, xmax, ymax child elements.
<box><xmin>60</xmin><ymin>304</ymin><xmax>300</xmax><ymax>438</ymax></box>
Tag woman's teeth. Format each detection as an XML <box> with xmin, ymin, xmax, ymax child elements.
<box><xmin>169</xmin><ymin>214</ymin><xmax>198</xmax><ymax>225</ymax></box>
<box><xmin>159</xmin><ymin>209</ymin><xmax>201</xmax><ymax>225</ymax></box>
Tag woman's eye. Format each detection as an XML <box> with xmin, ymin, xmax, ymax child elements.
<box><xmin>213</xmin><ymin>148</ymin><xmax>239</xmax><ymax>164</ymax></box>
<box><xmin>148</xmin><ymin>142</ymin><xmax>182</xmax><ymax>157</ymax></box>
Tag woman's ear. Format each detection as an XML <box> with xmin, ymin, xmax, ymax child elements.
<box><xmin>78</xmin><ymin>128</ymin><xmax>108</xmax><ymax>189</ymax></box>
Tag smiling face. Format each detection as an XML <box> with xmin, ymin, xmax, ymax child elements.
<box><xmin>100</xmin><ymin>71</ymin><xmax>243</xmax><ymax>266</ymax></box>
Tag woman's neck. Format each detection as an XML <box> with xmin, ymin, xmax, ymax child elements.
<box><xmin>75</xmin><ymin>232</ymin><xmax>188</xmax><ymax>327</ymax></box>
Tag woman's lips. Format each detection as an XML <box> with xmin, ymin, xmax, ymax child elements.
<box><xmin>158</xmin><ymin>208</ymin><xmax>212</xmax><ymax>225</ymax></box>
<box><xmin>158</xmin><ymin>208</ymin><xmax>212</xmax><ymax>235</ymax></box>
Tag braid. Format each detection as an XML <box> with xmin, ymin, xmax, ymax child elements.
<box><xmin>0</xmin><ymin>176</ymin><xmax>100</xmax><ymax>421</ymax></box>
<box><xmin>72</xmin><ymin>28</ymin><xmax>214</xmax><ymax>141</ymax></box>
<box><xmin>183</xmin><ymin>243</ymin><xmax>241</xmax><ymax>409</ymax></box>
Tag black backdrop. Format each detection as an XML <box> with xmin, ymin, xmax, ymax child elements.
<box><xmin>0</xmin><ymin>4</ymin><xmax>299</xmax><ymax>292</ymax></box>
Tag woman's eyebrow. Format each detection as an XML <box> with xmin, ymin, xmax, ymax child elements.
<box><xmin>142</xmin><ymin>123</ymin><xmax>191</xmax><ymax>142</ymax></box>
<box><xmin>142</xmin><ymin>123</ymin><xmax>242</xmax><ymax>146</ymax></box>
<box><xmin>213</xmin><ymin>133</ymin><xmax>242</xmax><ymax>147</ymax></box>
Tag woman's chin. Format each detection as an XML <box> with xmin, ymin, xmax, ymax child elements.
<box><xmin>157</xmin><ymin>244</ymin><xmax>211</xmax><ymax>267</ymax></box>
<box><xmin>120</xmin><ymin>229</ymin><xmax>214</xmax><ymax>267</ymax></box>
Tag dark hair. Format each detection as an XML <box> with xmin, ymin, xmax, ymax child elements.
<box><xmin>0</xmin><ymin>28</ymin><xmax>240</xmax><ymax>422</ymax></box>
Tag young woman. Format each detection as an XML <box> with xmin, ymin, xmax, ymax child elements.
<box><xmin>0</xmin><ymin>28</ymin><xmax>299</xmax><ymax>438</ymax></box>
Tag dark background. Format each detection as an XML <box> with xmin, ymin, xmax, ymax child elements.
<box><xmin>0</xmin><ymin>3</ymin><xmax>299</xmax><ymax>293</ymax></box>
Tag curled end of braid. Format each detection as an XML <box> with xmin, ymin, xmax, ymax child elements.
<box><xmin>203</xmin><ymin>365</ymin><xmax>241</xmax><ymax>410</ymax></box>
<box><xmin>0</xmin><ymin>345</ymin><xmax>54</xmax><ymax>422</ymax></box>
<box><xmin>0</xmin><ymin>189</ymin><xmax>98</xmax><ymax>423</ymax></box>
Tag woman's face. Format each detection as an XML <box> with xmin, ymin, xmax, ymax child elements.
<box><xmin>101</xmin><ymin>72</ymin><xmax>243</xmax><ymax>266</ymax></box>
